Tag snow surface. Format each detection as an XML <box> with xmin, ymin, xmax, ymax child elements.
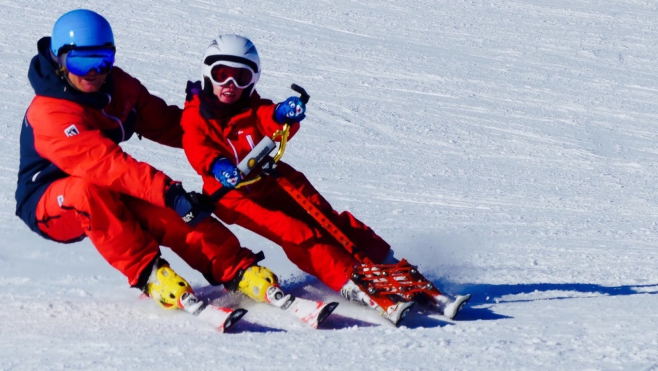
<box><xmin>2</xmin><ymin>0</ymin><xmax>658</xmax><ymax>370</ymax></box>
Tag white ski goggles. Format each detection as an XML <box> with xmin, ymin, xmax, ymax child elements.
<box><xmin>207</xmin><ymin>61</ymin><xmax>257</xmax><ymax>89</ymax></box>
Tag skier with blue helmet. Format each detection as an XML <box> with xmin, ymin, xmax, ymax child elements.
<box><xmin>16</xmin><ymin>9</ymin><xmax>262</xmax><ymax>322</ymax></box>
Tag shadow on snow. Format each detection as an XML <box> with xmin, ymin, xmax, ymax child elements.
<box><xmin>193</xmin><ymin>275</ymin><xmax>658</xmax><ymax>327</ymax></box>
<box><xmin>445</xmin><ymin>282</ymin><xmax>658</xmax><ymax>305</ymax></box>
<box><xmin>437</xmin><ymin>279</ymin><xmax>658</xmax><ymax>321</ymax></box>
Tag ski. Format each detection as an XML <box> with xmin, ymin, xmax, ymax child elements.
<box><xmin>425</xmin><ymin>293</ymin><xmax>471</xmax><ymax>320</ymax></box>
<box><xmin>345</xmin><ymin>261</ymin><xmax>472</xmax><ymax>325</ymax></box>
<box><xmin>141</xmin><ymin>292</ymin><xmax>247</xmax><ymax>333</ymax></box>
<box><xmin>368</xmin><ymin>298</ymin><xmax>415</xmax><ymax>327</ymax></box>
<box><xmin>264</xmin><ymin>286</ymin><xmax>339</xmax><ymax>329</ymax></box>
<box><xmin>178</xmin><ymin>292</ymin><xmax>247</xmax><ymax>333</ymax></box>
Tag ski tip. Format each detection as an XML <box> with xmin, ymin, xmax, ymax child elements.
<box><xmin>445</xmin><ymin>294</ymin><xmax>471</xmax><ymax>320</ymax></box>
<box><xmin>393</xmin><ymin>301</ymin><xmax>415</xmax><ymax>328</ymax></box>
<box><xmin>316</xmin><ymin>302</ymin><xmax>339</xmax><ymax>328</ymax></box>
<box><xmin>455</xmin><ymin>294</ymin><xmax>471</xmax><ymax>318</ymax></box>
<box><xmin>222</xmin><ymin>308</ymin><xmax>248</xmax><ymax>333</ymax></box>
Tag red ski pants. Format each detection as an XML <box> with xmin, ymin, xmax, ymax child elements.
<box><xmin>213</xmin><ymin>162</ymin><xmax>391</xmax><ymax>291</ymax></box>
<box><xmin>36</xmin><ymin>177</ymin><xmax>256</xmax><ymax>286</ymax></box>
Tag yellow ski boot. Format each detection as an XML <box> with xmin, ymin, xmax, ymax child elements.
<box><xmin>236</xmin><ymin>265</ymin><xmax>280</xmax><ymax>303</ymax></box>
<box><xmin>231</xmin><ymin>265</ymin><xmax>339</xmax><ymax>328</ymax></box>
<box><xmin>146</xmin><ymin>264</ymin><xmax>194</xmax><ymax>310</ymax></box>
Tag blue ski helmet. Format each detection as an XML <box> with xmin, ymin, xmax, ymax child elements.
<box><xmin>50</xmin><ymin>9</ymin><xmax>114</xmax><ymax>56</ymax></box>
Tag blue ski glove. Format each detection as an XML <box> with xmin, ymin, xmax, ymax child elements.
<box><xmin>212</xmin><ymin>157</ymin><xmax>241</xmax><ymax>189</ymax></box>
<box><xmin>164</xmin><ymin>182</ymin><xmax>214</xmax><ymax>226</ymax></box>
<box><xmin>274</xmin><ymin>96</ymin><xmax>306</xmax><ymax>124</ymax></box>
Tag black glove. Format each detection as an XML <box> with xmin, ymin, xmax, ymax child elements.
<box><xmin>164</xmin><ymin>182</ymin><xmax>214</xmax><ymax>226</ymax></box>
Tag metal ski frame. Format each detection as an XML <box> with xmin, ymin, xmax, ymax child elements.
<box><xmin>210</xmin><ymin>84</ymin><xmax>445</xmax><ymax>311</ymax></box>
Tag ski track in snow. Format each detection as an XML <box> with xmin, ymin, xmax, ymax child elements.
<box><xmin>1</xmin><ymin>0</ymin><xmax>658</xmax><ymax>370</ymax></box>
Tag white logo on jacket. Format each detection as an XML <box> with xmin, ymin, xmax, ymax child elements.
<box><xmin>64</xmin><ymin>124</ymin><xmax>80</xmax><ymax>137</ymax></box>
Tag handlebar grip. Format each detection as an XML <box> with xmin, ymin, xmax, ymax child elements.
<box><xmin>236</xmin><ymin>136</ymin><xmax>277</xmax><ymax>177</ymax></box>
<box><xmin>291</xmin><ymin>84</ymin><xmax>310</xmax><ymax>104</ymax></box>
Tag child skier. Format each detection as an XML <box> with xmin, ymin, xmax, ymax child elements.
<box><xmin>181</xmin><ymin>34</ymin><xmax>469</xmax><ymax>325</ymax></box>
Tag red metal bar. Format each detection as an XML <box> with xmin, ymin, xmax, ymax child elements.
<box><xmin>275</xmin><ymin>176</ymin><xmax>444</xmax><ymax>304</ymax></box>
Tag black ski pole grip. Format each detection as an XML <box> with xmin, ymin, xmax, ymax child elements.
<box><xmin>291</xmin><ymin>84</ymin><xmax>310</xmax><ymax>104</ymax></box>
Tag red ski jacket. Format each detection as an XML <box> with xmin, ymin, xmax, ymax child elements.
<box><xmin>16</xmin><ymin>37</ymin><xmax>183</xmax><ymax>236</ymax></box>
<box><xmin>181</xmin><ymin>84</ymin><xmax>299</xmax><ymax>195</ymax></box>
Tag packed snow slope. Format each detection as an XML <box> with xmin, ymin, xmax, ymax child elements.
<box><xmin>1</xmin><ymin>0</ymin><xmax>658</xmax><ymax>370</ymax></box>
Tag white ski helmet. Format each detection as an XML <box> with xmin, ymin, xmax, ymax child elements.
<box><xmin>201</xmin><ymin>34</ymin><xmax>261</xmax><ymax>96</ymax></box>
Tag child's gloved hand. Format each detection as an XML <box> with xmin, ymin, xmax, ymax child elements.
<box><xmin>212</xmin><ymin>157</ymin><xmax>241</xmax><ymax>189</ymax></box>
<box><xmin>274</xmin><ymin>96</ymin><xmax>306</xmax><ymax>124</ymax></box>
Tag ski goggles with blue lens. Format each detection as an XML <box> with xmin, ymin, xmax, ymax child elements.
<box><xmin>59</xmin><ymin>47</ymin><xmax>116</xmax><ymax>76</ymax></box>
